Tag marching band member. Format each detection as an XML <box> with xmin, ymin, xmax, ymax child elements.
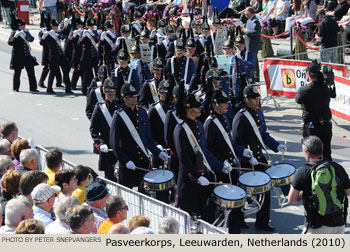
<box><xmin>99</xmin><ymin>20</ymin><xmax>117</xmax><ymax>73</ymax></box>
<box><xmin>203</xmin><ymin>89</ymin><xmax>257</xmax><ymax>233</ymax></box>
<box><xmin>43</xmin><ymin>19</ymin><xmax>73</xmax><ymax>94</ymax></box>
<box><xmin>139</xmin><ymin>56</ymin><xmax>164</xmax><ymax>108</ymax></box>
<box><xmin>8</xmin><ymin>14</ymin><xmax>39</xmax><ymax>92</ymax></box>
<box><xmin>90</xmin><ymin>79</ymin><xmax>120</xmax><ymax>181</ymax></box>
<box><xmin>165</xmin><ymin>35</ymin><xmax>196</xmax><ymax>90</ymax></box>
<box><xmin>173</xmin><ymin>81</ymin><xmax>231</xmax><ymax>222</ymax></box>
<box><xmin>70</xmin><ymin>18</ymin><xmax>84</xmax><ymax>90</ymax></box>
<box><xmin>109</xmin><ymin>84</ymin><xmax>167</xmax><ymax>192</ymax></box>
<box><xmin>79</xmin><ymin>18</ymin><xmax>100</xmax><ymax>95</ymax></box>
<box><xmin>231</xmin><ymin>85</ymin><xmax>286</xmax><ymax>232</ymax></box>
<box><xmin>229</xmin><ymin>34</ymin><xmax>255</xmax><ymax>111</ymax></box>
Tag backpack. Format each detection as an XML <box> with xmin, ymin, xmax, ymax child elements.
<box><xmin>311</xmin><ymin>161</ymin><xmax>343</xmax><ymax>216</ymax></box>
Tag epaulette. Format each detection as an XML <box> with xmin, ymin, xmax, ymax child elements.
<box><xmin>136</xmin><ymin>106</ymin><xmax>146</xmax><ymax>111</ymax></box>
<box><xmin>115</xmin><ymin>108</ymin><xmax>123</xmax><ymax>114</ymax></box>
<box><xmin>209</xmin><ymin>115</ymin><xmax>215</xmax><ymax>120</ymax></box>
<box><xmin>167</xmin><ymin>108</ymin><xmax>175</xmax><ymax>113</ymax></box>
<box><xmin>239</xmin><ymin>108</ymin><xmax>247</xmax><ymax>113</ymax></box>
<box><xmin>97</xmin><ymin>101</ymin><xmax>104</xmax><ymax>105</ymax></box>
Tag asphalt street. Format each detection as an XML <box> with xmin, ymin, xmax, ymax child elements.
<box><xmin>0</xmin><ymin>23</ymin><xmax>349</xmax><ymax>234</ymax></box>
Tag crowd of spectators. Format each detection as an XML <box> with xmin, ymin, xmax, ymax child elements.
<box><xmin>0</xmin><ymin>121</ymin><xmax>191</xmax><ymax>234</ymax></box>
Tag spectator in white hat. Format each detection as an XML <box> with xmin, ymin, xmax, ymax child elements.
<box><xmin>31</xmin><ymin>183</ymin><xmax>61</xmax><ymax>227</ymax></box>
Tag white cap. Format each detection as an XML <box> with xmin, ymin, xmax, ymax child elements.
<box><xmin>31</xmin><ymin>183</ymin><xmax>61</xmax><ymax>205</ymax></box>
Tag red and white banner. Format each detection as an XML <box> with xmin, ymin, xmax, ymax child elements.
<box><xmin>330</xmin><ymin>75</ymin><xmax>350</xmax><ymax>121</ymax></box>
<box><xmin>263</xmin><ymin>58</ymin><xmax>350</xmax><ymax>121</ymax></box>
<box><xmin>263</xmin><ymin>59</ymin><xmax>347</xmax><ymax>97</ymax></box>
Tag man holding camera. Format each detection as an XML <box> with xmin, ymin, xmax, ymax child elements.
<box><xmin>295</xmin><ymin>63</ymin><xmax>333</xmax><ymax>160</ymax></box>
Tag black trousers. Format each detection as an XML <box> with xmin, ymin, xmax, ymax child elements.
<box><xmin>47</xmin><ymin>57</ymin><xmax>71</xmax><ymax>92</ymax></box>
<box><xmin>98</xmin><ymin>151</ymin><xmax>118</xmax><ymax>182</ymax></box>
<box><xmin>71</xmin><ymin>68</ymin><xmax>83</xmax><ymax>89</ymax></box>
<box><xmin>253</xmin><ymin>52</ymin><xmax>260</xmax><ymax>83</ymax></box>
<box><xmin>303</xmin><ymin>122</ymin><xmax>332</xmax><ymax>160</ymax></box>
<box><xmin>82</xmin><ymin>68</ymin><xmax>96</xmax><ymax>95</ymax></box>
<box><xmin>13</xmin><ymin>61</ymin><xmax>37</xmax><ymax>91</ymax></box>
<box><xmin>39</xmin><ymin>65</ymin><xmax>62</xmax><ymax>85</ymax></box>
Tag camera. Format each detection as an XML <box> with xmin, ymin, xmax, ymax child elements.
<box><xmin>321</xmin><ymin>65</ymin><xmax>336</xmax><ymax>98</ymax></box>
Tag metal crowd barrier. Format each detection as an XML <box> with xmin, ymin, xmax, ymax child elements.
<box><xmin>34</xmin><ymin>144</ymin><xmax>227</xmax><ymax>234</ymax></box>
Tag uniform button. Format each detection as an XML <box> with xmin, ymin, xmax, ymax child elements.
<box><xmin>138</xmin><ymin>152</ymin><xmax>141</xmax><ymax>155</ymax></box>
<box><xmin>257</xmin><ymin>120</ymin><xmax>260</xmax><ymax>122</ymax></box>
<box><xmin>229</xmin><ymin>151</ymin><xmax>232</xmax><ymax>154</ymax></box>
<box><xmin>140</xmin><ymin>157</ymin><xmax>143</xmax><ymax>160</ymax></box>
<box><xmin>257</xmin><ymin>145</ymin><xmax>260</xmax><ymax>148</ymax></box>
<box><xmin>258</xmin><ymin>156</ymin><xmax>261</xmax><ymax>159</ymax></box>
<box><xmin>258</xmin><ymin>126</ymin><xmax>260</xmax><ymax>129</ymax></box>
<box><xmin>136</xmin><ymin>113</ymin><xmax>139</xmax><ymax>116</ymax></box>
<box><xmin>257</xmin><ymin>151</ymin><xmax>260</xmax><ymax>154</ymax></box>
<box><xmin>229</xmin><ymin>157</ymin><xmax>233</xmax><ymax>160</ymax></box>
<box><xmin>136</xmin><ymin>146</ymin><xmax>139</xmax><ymax>149</ymax></box>
<box><xmin>197</xmin><ymin>133</ymin><xmax>200</xmax><ymax>135</ymax></box>
<box><xmin>198</xmin><ymin>139</ymin><xmax>201</xmax><ymax>143</ymax></box>
<box><xmin>136</xmin><ymin>120</ymin><xmax>139</xmax><ymax>123</ymax></box>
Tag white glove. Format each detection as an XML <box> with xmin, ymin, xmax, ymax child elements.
<box><xmin>100</xmin><ymin>144</ymin><xmax>109</xmax><ymax>153</ymax></box>
<box><xmin>243</xmin><ymin>149</ymin><xmax>253</xmax><ymax>158</ymax></box>
<box><xmin>28</xmin><ymin>138</ymin><xmax>36</xmax><ymax>149</ymax></box>
<box><xmin>24</xmin><ymin>28</ymin><xmax>29</xmax><ymax>32</ymax></box>
<box><xmin>237</xmin><ymin>51</ymin><xmax>242</xmax><ymax>59</ymax></box>
<box><xmin>158</xmin><ymin>151</ymin><xmax>168</xmax><ymax>161</ymax></box>
<box><xmin>277</xmin><ymin>144</ymin><xmax>287</xmax><ymax>153</ymax></box>
<box><xmin>64</xmin><ymin>18</ymin><xmax>70</xmax><ymax>27</ymax></box>
<box><xmin>156</xmin><ymin>144</ymin><xmax>164</xmax><ymax>151</ymax></box>
<box><xmin>125</xmin><ymin>161</ymin><xmax>136</xmax><ymax>170</ymax></box>
<box><xmin>250</xmin><ymin>157</ymin><xmax>258</xmax><ymax>166</ymax></box>
<box><xmin>222</xmin><ymin>162</ymin><xmax>233</xmax><ymax>174</ymax></box>
<box><xmin>198</xmin><ymin>176</ymin><xmax>210</xmax><ymax>186</ymax></box>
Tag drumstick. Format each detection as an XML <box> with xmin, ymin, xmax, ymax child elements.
<box><xmin>197</xmin><ymin>181</ymin><xmax>226</xmax><ymax>185</ymax></box>
<box><xmin>280</xmin><ymin>140</ymin><xmax>287</xmax><ymax>162</ymax></box>
<box><xmin>135</xmin><ymin>166</ymin><xmax>151</xmax><ymax>172</ymax></box>
<box><xmin>258</xmin><ymin>162</ymin><xmax>272</xmax><ymax>167</ymax></box>
<box><xmin>224</xmin><ymin>160</ymin><xmax>233</xmax><ymax>185</ymax></box>
<box><xmin>247</xmin><ymin>145</ymin><xmax>254</xmax><ymax>171</ymax></box>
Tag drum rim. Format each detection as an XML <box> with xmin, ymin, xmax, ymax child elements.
<box><xmin>213</xmin><ymin>185</ymin><xmax>246</xmax><ymax>201</ymax></box>
<box><xmin>238</xmin><ymin>171</ymin><xmax>271</xmax><ymax>187</ymax></box>
<box><xmin>143</xmin><ymin>169</ymin><xmax>175</xmax><ymax>184</ymax></box>
<box><xmin>265</xmin><ymin>162</ymin><xmax>296</xmax><ymax>180</ymax></box>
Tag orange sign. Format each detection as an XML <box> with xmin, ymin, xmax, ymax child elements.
<box><xmin>281</xmin><ymin>69</ymin><xmax>296</xmax><ymax>88</ymax></box>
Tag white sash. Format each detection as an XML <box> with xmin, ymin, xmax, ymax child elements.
<box><xmin>103</xmin><ymin>32</ymin><xmax>115</xmax><ymax>49</ymax></box>
<box><xmin>149</xmin><ymin>80</ymin><xmax>159</xmax><ymax>103</ymax></box>
<box><xmin>127</xmin><ymin>68</ymin><xmax>133</xmax><ymax>84</ymax></box>
<box><xmin>245</xmin><ymin>51</ymin><xmax>248</xmax><ymax>61</ymax></box>
<box><xmin>155</xmin><ymin>103</ymin><xmax>166</xmax><ymax>124</ymax></box>
<box><xmin>98</xmin><ymin>102</ymin><xmax>113</xmax><ymax>127</ymax></box>
<box><xmin>171</xmin><ymin>56</ymin><xmax>190</xmax><ymax>85</ymax></box>
<box><xmin>199</xmin><ymin>35</ymin><xmax>205</xmax><ymax>48</ymax></box>
<box><xmin>95</xmin><ymin>87</ymin><xmax>104</xmax><ymax>104</ymax></box>
<box><xmin>119</xmin><ymin>110</ymin><xmax>150</xmax><ymax>158</ymax></box>
<box><xmin>182</xmin><ymin>122</ymin><xmax>212</xmax><ymax>172</ymax></box>
<box><xmin>133</xmin><ymin>23</ymin><xmax>142</xmax><ymax>34</ymax></box>
<box><xmin>171</xmin><ymin>110</ymin><xmax>182</xmax><ymax>124</ymax></box>
<box><xmin>211</xmin><ymin>117</ymin><xmax>240</xmax><ymax>166</ymax></box>
<box><xmin>86</xmin><ymin>31</ymin><xmax>98</xmax><ymax>51</ymax></box>
<box><xmin>48</xmin><ymin>31</ymin><xmax>64</xmax><ymax>53</ymax></box>
<box><xmin>162</xmin><ymin>39</ymin><xmax>169</xmax><ymax>49</ymax></box>
<box><xmin>242</xmin><ymin>110</ymin><xmax>267</xmax><ymax>151</ymax></box>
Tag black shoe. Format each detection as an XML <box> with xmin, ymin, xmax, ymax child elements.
<box><xmin>47</xmin><ymin>89</ymin><xmax>56</xmax><ymax>94</ymax></box>
<box><xmin>65</xmin><ymin>90</ymin><xmax>74</xmax><ymax>94</ymax></box>
<box><xmin>56</xmin><ymin>83</ymin><xmax>63</xmax><ymax>88</ymax></box>
<box><xmin>39</xmin><ymin>83</ymin><xmax>47</xmax><ymax>88</ymax></box>
<box><xmin>255</xmin><ymin>224</ymin><xmax>275</xmax><ymax>232</ymax></box>
<box><xmin>71</xmin><ymin>87</ymin><xmax>78</xmax><ymax>90</ymax></box>
<box><xmin>30</xmin><ymin>89</ymin><xmax>39</xmax><ymax>93</ymax></box>
<box><xmin>13</xmin><ymin>89</ymin><xmax>19</xmax><ymax>92</ymax></box>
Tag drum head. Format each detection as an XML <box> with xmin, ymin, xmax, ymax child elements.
<box><xmin>214</xmin><ymin>184</ymin><xmax>246</xmax><ymax>201</ymax></box>
<box><xmin>238</xmin><ymin>171</ymin><xmax>270</xmax><ymax>187</ymax></box>
<box><xmin>266</xmin><ymin>163</ymin><xmax>296</xmax><ymax>180</ymax></box>
<box><xmin>143</xmin><ymin>170</ymin><xmax>174</xmax><ymax>184</ymax></box>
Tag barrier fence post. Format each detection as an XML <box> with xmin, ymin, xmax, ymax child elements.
<box><xmin>290</xmin><ymin>26</ymin><xmax>293</xmax><ymax>57</ymax></box>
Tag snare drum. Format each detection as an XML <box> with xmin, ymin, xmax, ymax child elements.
<box><xmin>238</xmin><ymin>171</ymin><xmax>271</xmax><ymax>194</ymax></box>
<box><xmin>213</xmin><ymin>184</ymin><xmax>247</xmax><ymax>209</ymax></box>
<box><xmin>266</xmin><ymin>163</ymin><xmax>296</xmax><ymax>187</ymax></box>
<box><xmin>143</xmin><ymin>170</ymin><xmax>175</xmax><ymax>191</ymax></box>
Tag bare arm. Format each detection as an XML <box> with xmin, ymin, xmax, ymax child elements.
<box><xmin>288</xmin><ymin>185</ymin><xmax>302</xmax><ymax>204</ymax></box>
